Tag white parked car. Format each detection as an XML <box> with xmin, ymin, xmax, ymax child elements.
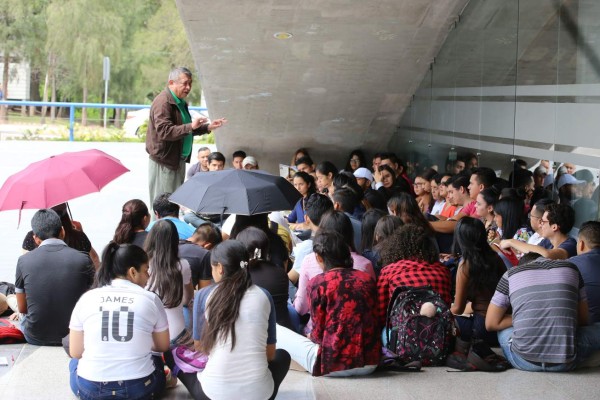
<box><xmin>123</xmin><ymin>108</ymin><xmax>208</xmax><ymax>137</ymax></box>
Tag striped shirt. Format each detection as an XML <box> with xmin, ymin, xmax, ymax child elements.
<box><xmin>490</xmin><ymin>259</ymin><xmax>586</xmax><ymax>364</ymax></box>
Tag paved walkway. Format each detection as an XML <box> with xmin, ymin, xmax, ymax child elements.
<box><xmin>0</xmin><ymin>140</ymin><xmax>158</xmax><ymax>282</ymax></box>
<box><xmin>1</xmin><ymin>341</ymin><xmax>600</xmax><ymax>400</ymax></box>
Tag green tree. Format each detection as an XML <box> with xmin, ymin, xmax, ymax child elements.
<box><xmin>46</xmin><ymin>0</ymin><xmax>124</xmax><ymax>125</ymax></box>
<box><xmin>109</xmin><ymin>0</ymin><xmax>161</xmax><ymax>126</ymax></box>
<box><xmin>0</xmin><ymin>0</ymin><xmax>47</xmax><ymax>122</ymax></box>
<box><xmin>132</xmin><ymin>0</ymin><xmax>199</xmax><ymax>104</ymax></box>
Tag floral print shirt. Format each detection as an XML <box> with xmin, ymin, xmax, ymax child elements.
<box><xmin>309</xmin><ymin>268</ymin><xmax>381</xmax><ymax>376</ymax></box>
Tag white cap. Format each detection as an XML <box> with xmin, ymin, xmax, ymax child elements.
<box><xmin>353</xmin><ymin>167</ymin><xmax>374</xmax><ymax>182</ymax></box>
<box><xmin>242</xmin><ymin>156</ymin><xmax>258</xmax><ymax>168</ymax></box>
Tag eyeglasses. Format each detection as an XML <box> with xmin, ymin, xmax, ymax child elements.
<box><xmin>413</xmin><ymin>182</ymin><xmax>425</xmax><ymax>187</ymax></box>
<box><xmin>539</xmin><ymin>219</ymin><xmax>551</xmax><ymax>225</ymax></box>
<box><xmin>528</xmin><ymin>213</ymin><xmax>543</xmax><ymax>221</ymax></box>
<box><xmin>349</xmin><ymin>158</ymin><xmax>360</xmax><ymax>163</ymax></box>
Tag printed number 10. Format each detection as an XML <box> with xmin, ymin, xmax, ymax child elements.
<box><xmin>101</xmin><ymin>306</ymin><xmax>134</xmax><ymax>342</ymax></box>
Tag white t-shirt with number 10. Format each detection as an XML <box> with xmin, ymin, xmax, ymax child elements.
<box><xmin>69</xmin><ymin>278</ymin><xmax>169</xmax><ymax>382</ymax></box>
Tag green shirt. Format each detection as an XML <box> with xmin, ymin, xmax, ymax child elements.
<box><xmin>169</xmin><ymin>89</ymin><xmax>193</xmax><ymax>159</ymax></box>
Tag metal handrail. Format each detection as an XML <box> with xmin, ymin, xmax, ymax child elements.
<box><xmin>0</xmin><ymin>100</ymin><xmax>207</xmax><ymax>141</ymax></box>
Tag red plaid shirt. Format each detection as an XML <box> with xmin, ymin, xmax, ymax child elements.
<box><xmin>376</xmin><ymin>259</ymin><xmax>452</xmax><ymax>327</ymax></box>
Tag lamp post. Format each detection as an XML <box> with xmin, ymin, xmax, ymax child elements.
<box><xmin>103</xmin><ymin>56</ymin><xmax>110</xmax><ymax>129</ymax></box>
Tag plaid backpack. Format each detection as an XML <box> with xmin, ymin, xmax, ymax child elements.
<box><xmin>385</xmin><ymin>285</ymin><xmax>455</xmax><ymax>366</ymax></box>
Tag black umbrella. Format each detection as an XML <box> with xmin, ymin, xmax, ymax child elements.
<box><xmin>169</xmin><ymin>169</ymin><xmax>302</xmax><ymax>216</ymax></box>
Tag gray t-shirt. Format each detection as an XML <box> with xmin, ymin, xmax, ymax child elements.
<box><xmin>491</xmin><ymin>259</ymin><xmax>586</xmax><ymax>364</ymax></box>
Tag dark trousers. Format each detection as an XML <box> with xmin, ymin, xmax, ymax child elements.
<box><xmin>166</xmin><ymin>348</ymin><xmax>291</xmax><ymax>400</ymax></box>
<box><xmin>455</xmin><ymin>313</ymin><xmax>499</xmax><ymax>346</ymax></box>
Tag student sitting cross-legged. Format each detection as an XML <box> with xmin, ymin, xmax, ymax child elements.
<box><xmin>486</xmin><ymin>254</ymin><xmax>600</xmax><ymax>372</ymax></box>
<box><xmin>181</xmin><ymin>240</ymin><xmax>291</xmax><ymax>400</ymax></box>
<box><xmin>68</xmin><ymin>243</ymin><xmax>170</xmax><ymax>399</ymax></box>
<box><xmin>277</xmin><ymin>230</ymin><xmax>381</xmax><ymax>377</ymax></box>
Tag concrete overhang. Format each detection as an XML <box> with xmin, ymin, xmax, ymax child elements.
<box><xmin>177</xmin><ymin>0</ymin><xmax>470</xmax><ymax>170</ymax></box>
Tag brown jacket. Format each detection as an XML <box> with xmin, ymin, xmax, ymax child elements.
<box><xmin>145</xmin><ymin>88</ymin><xmax>209</xmax><ymax>170</ymax></box>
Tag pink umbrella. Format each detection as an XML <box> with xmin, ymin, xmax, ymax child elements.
<box><xmin>0</xmin><ymin>149</ymin><xmax>130</xmax><ymax>212</ymax></box>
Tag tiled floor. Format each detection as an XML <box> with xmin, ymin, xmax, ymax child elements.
<box><xmin>2</xmin><ymin>342</ymin><xmax>600</xmax><ymax>400</ymax></box>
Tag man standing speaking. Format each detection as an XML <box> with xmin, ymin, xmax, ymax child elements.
<box><xmin>146</xmin><ymin>67</ymin><xmax>227</xmax><ymax>203</ymax></box>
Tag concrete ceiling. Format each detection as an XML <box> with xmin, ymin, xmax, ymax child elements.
<box><xmin>176</xmin><ymin>0</ymin><xmax>470</xmax><ymax>170</ymax></box>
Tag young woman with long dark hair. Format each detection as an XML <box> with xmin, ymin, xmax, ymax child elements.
<box><xmin>315</xmin><ymin>161</ymin><xmax>338</xmax><ymax>194</ymax></box>
<box><xmin>286</xmin><ymin>171</ymin><xmax>316</xmax><ymax>230</ymax></box>
<box><xmin>414</xmin><ymin>169</ymin><xmax>437</xmax><ymax>213</ymax></box>
<box><xmin>451</xmin><ymin>218</ymin><xmax>506</xmax><ymax>345</ymax></box>
<box><xmin>360</xmin><ymin>208</ymin><xmax>387</xmax><ymax>254</ymax></box>
<box><xmin>229</xmin><ymin>213</ymin><xmax>289</xmax><ymax>271</ymax></box>
<box><xmin>387</xmin><ymin>193</ymin><xmax>435</xmax><ymax>236</ymax></box>
<box><xmin>490</xmin><ymin>197</ymin><xmax>528</xmax><ymax>266</ymax></box>
<box><xmin>344</xmin><ymin>149</ymin><xmax>366</xmax><ymax>173</ymax></box>
<box><xmin>277</xmin><ymin>230</ymin><xmax>381</xmax><ymax>377</ymax></box>
<box><xmin>375</xmin><ymin>164</ymin><xmax>404</xmax><ymax>202</ymax></box>
<box><xmin>492</xmin><ymin>197</ymin><xmax>525</xmax><ymax>242</ymax></box>
<box><xmin>377</xmin><ymin>224</ymin><xmax>452</xmax><ymax>327</ymax></box>
<box><xmin>475</xmin><ymin>187</ymin><xmax>500</xmax><ymax>245</ymax></box>
<box><xmin>145</xmin><ymin>220</ymin><xmax>193</xmax><ymax>344</ymax></box>
<box><xmin>68</xmin><ymin>243</ymin><xmax>170</xmax><ymax>399</ymax></box>
<box><xmin>290</xmin><ymin>147</ymin><xmax>311</xmax><ymax>167</ymax></box>
<box><xmin>236</xmin><ymin>227</ymin><xmax>294</xmax><ymax>330</ymax></box>
<box><xmin>293</xmin><ymin>210</ymin><xmax>375</xmax><ymax>328</ymax></box>
<box><xmin>112</xmin><ymin>199</ymin><xmax>150</xmax><ymax>247</ymax></box>
<box><xmin>189</xmin><ymin>240</ymin><xmax>290</xmax><ymax>400</ymax></box>
<box><xmin>367</xmin><ymin>215</ymin><xmax>404</xmax><ymax>276</ymax></box>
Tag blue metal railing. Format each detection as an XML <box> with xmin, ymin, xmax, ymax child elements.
<box><xmin>0</xmin><ymin>100</ymin><xmax>207</xmax><ymax>141</ymax></box>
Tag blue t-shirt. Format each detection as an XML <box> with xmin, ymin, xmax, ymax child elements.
<box><xmin>569</xmin><ymin>248</ymin><xmax>600</xmax><ymax>323</ymax></box>
<box><xmin>146</xmin><ymin>217</ymin><xmax>195</xmax><ymax>240</ymax></box>
<box><xmin>538</xmin><ymin>237</ymin><xmax>577</xmax><ymax>258</ymax></box>
<box><xmin>286</xmin><ymin>198</ymin><xmax>305</xmax><ymax>224</ymax></box>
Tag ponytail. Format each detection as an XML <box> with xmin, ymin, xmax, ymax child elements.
<box><xmin>200</xmin><ymin>240</ymin><xmax>252</xmax><ymax>353</ymax></box>
<box><xmin>95</xmin><ymin>241</ymin><xmax>148</xmax><ymax>288</ymax></box>
<box><xmin>113</xmin><ymin>199</ymin><xmax>149</xmax><ymax>245</ymax></box>
<box><xmin>235</xmin><ymin>226</ymin><xmax>270</xmax><ymax>271</ymax></box>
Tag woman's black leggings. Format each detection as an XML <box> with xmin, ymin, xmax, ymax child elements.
<box><xmin>166</xmin><ymin>348</ymin><xmax>291</xmax><ymax>400</ymax></box>
<box><xmin>456</xmin><ymin>313</ymin><xmax>499</xmax><ymax>346</ymax></box>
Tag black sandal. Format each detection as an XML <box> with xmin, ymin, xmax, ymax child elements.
<box><xmin>378</xmin><ymin>356</ymin><xmax>422</xmax><ymax>372</ymax></box>
<box><xmin>447</xmin><ymin>341</ymin><xmax>510</xmax><ymax>372</ymax></box>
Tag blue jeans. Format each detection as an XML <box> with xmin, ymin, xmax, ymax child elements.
<box><xmin>69</xmin><ymin>356</ymin><xmax>166</xmax><ymax>399</ymax></box>
<box><xmin>287</xmin><ymin>302</ymin><xmax>301</xmax><ymax>333</ymax></box>
<box><xmin>498</xmin><ymin>327</ymin><xmax>575</xmax><ymax>372</ymax></box>
<box><xmin>576</xmin><ymin>322</ymin><xmax>600</xmax><ymax>364</ymax></box>
<box><xmin>498</xmin><ymin>323</ymin><xmax>600</xmax><ymax>371</ymax></box>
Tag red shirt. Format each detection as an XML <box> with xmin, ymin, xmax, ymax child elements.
<box><xmin>461</xmin><ymin>200</ymin><xmax>478</xmax><ymax>217</ymax></box>
<box><xmin>309</xmin><ymin>269</ymin><xmax>381</xmax><ymax>376</ymax></box>
<box><xmin>376</xmin><ymin>259</ymin><xmax>452</xmax><ymax>327</ymax></box>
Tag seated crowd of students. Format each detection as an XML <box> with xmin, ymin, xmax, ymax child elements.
<box><xmin>2</xmin><ymin>148</ymin><xmax>600</xmax><ymax>400</ymax></box>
